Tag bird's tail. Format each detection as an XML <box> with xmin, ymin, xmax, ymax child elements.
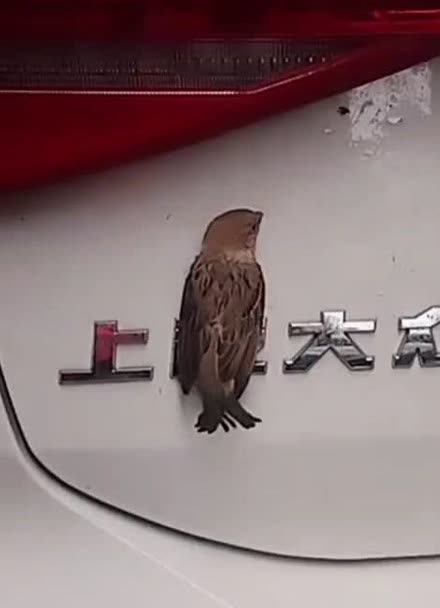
<box><xmin>196</xmin><ymin>344</ymin><xmax>261</xmax><ymax>434</ymax></box>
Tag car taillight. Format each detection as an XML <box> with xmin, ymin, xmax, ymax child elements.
<box><xmin>1</xmin><ymin>1</ymin><xmax>440</xmax><ymax>191</ymax></box>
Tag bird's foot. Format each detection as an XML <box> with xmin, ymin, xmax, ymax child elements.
<box><xmin>195</xmin><ymin>400</ymin><xmax>261</xmax><ymax>434</ymax></box>
<box><xmin>224</xmin><ymin>399</ymin><xmax>261</xmax><ymax>430</ymax></box>
<box><xmin>196</xmin><ymin>409</ymin><xmax>225</xmax><ymax>434</ymax></box>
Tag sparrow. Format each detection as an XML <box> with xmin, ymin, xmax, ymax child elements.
<box><xmin>177</xmin><ymin>208</ymin><xmax>265</xmax><ymax>434</ymax></box>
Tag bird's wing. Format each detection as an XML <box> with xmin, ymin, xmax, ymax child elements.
<box><xmin>178</xmin><ymin>258</ymin><xmax>265</xmax><ymax>398</ymax></box>
<box><xmin>233</xmin><ymin>265</ymin><xmax>265</xmax><ymax>398</ymax></box>
<box><xmin>177</xmin><ymin>257</ymin><xmax>208</xmax><ymax>394</ymax></box>
<box><xmin>217</xmin><ymin>263</ymin><xmax>265</xmax><ymax>398</ymax></box>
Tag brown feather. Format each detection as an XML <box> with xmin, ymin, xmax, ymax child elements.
<box><xmin>177</xmin><ymin>208</ymin><xmax>265</xmax><ymax>433</ymax></box>
<box><xmin>177</xmin><ymin>259</ymin><xmax>204</xmax><ymax>394</ymax></box>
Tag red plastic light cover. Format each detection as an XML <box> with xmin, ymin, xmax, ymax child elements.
<box><xmin>1</xmin><ymin>1</ymin><xmax>440</xmax><ymax>191</ymax></box>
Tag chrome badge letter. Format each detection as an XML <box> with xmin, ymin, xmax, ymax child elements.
<box><xmin>284</xmin><ymin>310</ymin><xmax>376</xmax><ymax>373</ymax></box>
<box><xmin>393</xmin><ymin>307</ymin><xmax>440</xmax><ymax>368</ymax></box>
<box><xmin>59</xmin><ymin>321</ymin><xmax>154</xmax><ymax>384</ymax></box>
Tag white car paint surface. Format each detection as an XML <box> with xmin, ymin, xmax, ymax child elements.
<box><xmin>2</xmin><ymin>58</ymin><xmax>440</xmax><ymax>602</ymax></box>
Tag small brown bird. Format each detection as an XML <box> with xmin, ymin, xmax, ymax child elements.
<box><xmin>177</xmin><ymin>208</ymin><xmax>265</xmax><ymax>434</ymax></box>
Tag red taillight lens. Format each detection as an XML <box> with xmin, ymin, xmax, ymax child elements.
<box><xmin>2</xmin><ymin>2</ymin><xmax>440</xmax><ymax>191</ymax></box>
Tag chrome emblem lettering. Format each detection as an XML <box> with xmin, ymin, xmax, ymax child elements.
<box><xmin>283</xmin><ymin>310</ymin><xmax>376</xmax><ymax>373</ymax></box>
<box><xmin>59</xmin><ymin>321</ymin><xmax>154</xmax><ymax>384</ymax></box>
<box><xmin>393</xmin><ymin>307</ymin><xmax>440</xmax><ymax>368</ymax></box>
<box><xmin>57</xmin><ymin>307</ymin><xmax>440</xmax><ymax>384</ymax></box>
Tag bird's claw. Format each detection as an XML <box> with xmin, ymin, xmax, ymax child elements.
<box><xmin>195</xmin><ymin>408</ymin><xmax>261</xmax><ymax>434</ymax></box>
<box><xmin>223</xmin><ymin>402</ymin><xmax>262</xmax><ymax>430</ymax></box>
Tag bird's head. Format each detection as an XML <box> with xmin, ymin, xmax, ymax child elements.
<box><xmin>202</xmin><ymin>208</ymin><xmax>263</xmax><ymax>254</ymax></box>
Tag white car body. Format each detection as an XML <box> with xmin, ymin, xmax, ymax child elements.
<box><xmin>2</xmin><ymin>59</ymin><xmax>440</xmax><ymax>606</ymax></box>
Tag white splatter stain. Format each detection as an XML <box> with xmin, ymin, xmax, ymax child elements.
<box><xmin>386</xmin><ymin>115</ymin><xmax>403</xmax><ymax>126</ymax></box>
<box><xmin>348</xmin><ymin>63</ymin><xmax>431</xmax><ymax>146</ymax></box>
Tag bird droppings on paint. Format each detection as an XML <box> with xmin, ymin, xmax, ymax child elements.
<box><xmin>347</xmin><ymin>63</ymin><xmax>431</xmax><ymax>146</ymax></box>
<box><xmin>323</xmin><ymin>128</ymin><xmax>334</xmax><ymax>135</ymax></box>
<box><xmin>387</xmin><ymin>116</ymin><xmax>403</xmax><ymax>126</ymax></box>
<box><xmin>362</xmin><ymin>148</ymin><xmax>375</xmax><ymax>158</ymax></box>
